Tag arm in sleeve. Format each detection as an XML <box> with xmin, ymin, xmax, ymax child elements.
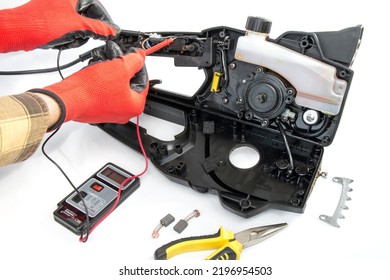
<box><xmin>0</xmin><ymin>92</ymin><xmax>50</xmax><ymax>166</ymax></box>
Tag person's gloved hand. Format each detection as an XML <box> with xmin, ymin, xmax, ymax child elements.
<box><xmin>0</xmin><ymin>0</ymin><xmax>119</xmax><ymax>53</ymax></box>
<box><xmin>30</xmin><ymin>45</ymin><xmax>149</xmax><ymax>128</ymax></box>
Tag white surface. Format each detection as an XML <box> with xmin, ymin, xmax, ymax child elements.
<box><xmin>0</xmin><ymin>1</ymin><xmax>389</xmax><ymax>279</ymax></box>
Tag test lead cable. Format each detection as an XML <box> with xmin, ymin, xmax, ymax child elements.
<box><xmin>79</xmin><ymin>116</ymin><xmax>149</xmax><ymax>242</ymax></box>
<box><xmin>78</xmin><ymin>39</ymin><xmax>176</xmax><ymax>241</ymax></box>
<box><xmin>144</xmin><ymin>38</ymin><xmax>175</xmax><ymax>55</ymax></box>
<box><xmin>78</xmin><ymin>38</ymin><xmax>175</xmax><ymax>241</ymax></box>
<box><xmin>26</xmin><ymin>38</ymin><xmax>176</xmax><ymax>242</ymax></box>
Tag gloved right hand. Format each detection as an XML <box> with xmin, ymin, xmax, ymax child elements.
<box><xmin>0</xmin><ymin>0</ymin><xmax>119</xmax><ymax>53</ymax></box>
<box><xmin>30</xmin><ymin>46</ymin><xmax>149</xmax><ymax>129</ymax></box>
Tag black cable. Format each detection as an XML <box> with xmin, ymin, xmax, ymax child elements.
<box><xmin>0</xmin><ymin>47</ymin><xmax>96</xmax><ymax>76</ymax></box>
<box><xmin>57</xmin><ymin>48</ymin><xmax>65</xmax><ymax>80</ymax></box>
<box><xmin>41</xmin><ymin>128</ymin><xmax>91</xmax><ymax>242</ymax></box>
<box><xmin>39</xmin><ymin>49</ymin><xmax>91</xmax><ymax>241</ymax></box>
<box><xmin>275</xmin><ymin>119</ymin><xmax>294</xmax><ymax>173</ymax></box>
<box><xmin>0</xmin><ymin>57</ymin><xmax>82</xmax><ymax>75</ymax></box>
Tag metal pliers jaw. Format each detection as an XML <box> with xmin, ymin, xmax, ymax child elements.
<box><xmin>235</xmin><ymin>223</ymin><xmax>288</xmax><ymax>249</ymax></box>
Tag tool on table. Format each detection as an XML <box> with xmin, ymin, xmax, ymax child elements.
<box><xmin>152</xmin><ymin>214</ymin><xmax>176</xmax><ymax>238</ymax></box>
<box><xmin>174</xmin><ymin>209</ymin><xmax>200</xmax><ymax>234</ymax></box>
<box><xmin>53</xmin><ymin>163</ymin><xmax>140</xmax><ymax>236</ymax></box>
<box><xmin>319</xmin><ymin>176</ymin><xmax>354</xmax><ymax>227</ymax></box>
<box><xmin>154</xmin><ymin>223</ymin><xmax>287</xmax><ymax>260</ymax></box>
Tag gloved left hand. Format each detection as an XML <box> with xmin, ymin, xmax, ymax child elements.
<box><xmin>29</xmin><ymin>44</ymin><xmax>149</xmax><ymax>128</ymax></box>
<box><xmin>0</xmin><ymin>0</ymin><xmax>119</xmax><ymax>53</ymax></box>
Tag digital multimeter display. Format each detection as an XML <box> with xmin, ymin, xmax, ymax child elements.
<box><xmin>101</xmin><ymin>167</ymin><xmax>127</xmax><ymax>185</ymax></box>
<box><xmin>97</xmin><ymin>164</ymin><xmax>134</xmax><ymax>189</ymax></box>
<box><xmin>54</xmin><ymin>163</ymin><xmax>140</xmax><ymax>235</ymax></box>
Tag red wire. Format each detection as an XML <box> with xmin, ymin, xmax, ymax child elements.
<box><xmin>78</xmin><ymin>37</ymin><xmax>174</xmax><ymax>242</ymax></box>
<box><xmin>144</xmin><ymin>38</ymin><xmax>175</xmax><ymax>55</ymax></box>
<box><xmin>79</xmin><ymin>116</ymin><xmax>148</xmax><ymax>242</ymax></box>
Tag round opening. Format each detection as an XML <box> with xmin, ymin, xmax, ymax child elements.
<box><xmin>300</xmin><ymin>40</ymin><xmax>309</xmax><ymax>48</ymax></box>
<box><xmin>229</xmin><ymin>145</ymin><xmax>260</xmax><ymax>169</ymax></box>
<box><xmin>150</xmin><ymin>142</ymin><xmax>158</xmax><ymax>149</ymax></box>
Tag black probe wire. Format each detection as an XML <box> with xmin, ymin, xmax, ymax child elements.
<box><xmin>57</xmin><ymin>48</ymin><xmax>65</xmax><ymax>80</ymax></box>
<box><xmin>0</xmin><ymin>57</ymin><xmax>82</xmax><ymax>75</ymax></box>
<box><xmin>9</xmin><ymin>46</ymin><xmax>149</xmax><ymax>241</ymax></box>
<box><xmin>275</xmin><ymin>118</ymin><xmax>294</xmax><ymax>173</ymax></box>
<box><xmin>41</xmin><ymin>48</ymin><xmax>91</xmax><ymax>242</ymax></box>
<box><xmin>41</xmin><ymin>127</ymin><xmax>91</xmax><ymax>241</ymax></box>
<box><xmin>0</xmin><ymin>47</ymin><xmax>97</xmax><ymax>76</ymax></box>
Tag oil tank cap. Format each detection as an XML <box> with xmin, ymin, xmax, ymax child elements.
<box><xmin>246</xmin><ymin>16</ymin><xmax>272</xmax><ymax>34</ymax></box>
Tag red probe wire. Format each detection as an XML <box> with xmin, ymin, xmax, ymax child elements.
<box><xmin>144</xmin><ymin>37</ymin><xmax>175</xmax><ymax>55</ymax></box>
<box><xmin>79</xmin><ymin>37</ymin><xmax>175</xmax><ymax>242</ymax></box>
<box><xmin>79</xmin><ymin>116</ymin><xmax>148</xmax><ymax>242</ymax></box>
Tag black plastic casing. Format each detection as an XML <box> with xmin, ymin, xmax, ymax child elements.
<box><xmin>97</xmin><ymin>21</ymin><xmax>362</xmax><ymax>218</ymax></box>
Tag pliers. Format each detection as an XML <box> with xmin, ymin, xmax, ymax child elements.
<box><xmin>154</xmin><ymin>223</ymin><xmax>287</xmax><ymax>260</ymax></box>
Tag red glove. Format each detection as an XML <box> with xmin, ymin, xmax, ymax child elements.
<box><xmin>30</xmin><ymin>48</ymin><xmax>149</xmax><ymax>128</ymax></box>
<box><xmin>0</xmin><ymin>0</ymin><xmax>119</xmax><ymax>52</ymax></box>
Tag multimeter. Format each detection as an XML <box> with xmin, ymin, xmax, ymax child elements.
<box><xmin>53</xmin><ymin>163</ymin><xmax>140</xmax><ymax>235</ymax></box>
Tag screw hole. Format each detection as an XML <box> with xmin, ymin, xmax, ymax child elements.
<box><xmin>290</xmin><ymin>198</ymin><xmax>300</xmax><ymax>206</ymax></box>
<box><xmin>150</xmin><ymin>142</ymin><xmax>159</xmax><ymax>149</ymax></box>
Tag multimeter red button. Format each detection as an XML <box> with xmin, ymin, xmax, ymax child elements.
<box><xmin>91</xmin><ymin>183</ymin><xmax>104</xmax><ymax>192</ymax></box>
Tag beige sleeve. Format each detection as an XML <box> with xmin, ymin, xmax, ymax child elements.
<box><xmin>0</xmin><ymin>92</ymin><xmax>49</xmax><ymax>166</ymax></box>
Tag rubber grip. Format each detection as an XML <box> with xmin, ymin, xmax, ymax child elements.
<box><xmin>206</xmin><ymin>240</ymin><xmax>243</xmax><ymax>260</ymax></box>
<box><xmin>154</xmin><ymin>227</ymin><xmax>234</xmax><ymax>260</ymax></box>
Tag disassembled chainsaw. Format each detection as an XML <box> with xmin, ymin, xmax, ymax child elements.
<box><xmin>97</xmin><ymin>17</ymin><xmax>363</xmax><ymax>218</ymax></box>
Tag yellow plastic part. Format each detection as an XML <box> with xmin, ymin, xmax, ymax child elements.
<box><xmin>165</xmin><ymin>226</ymin><xmax>234</xmax><ymax>259</ymax></box>
<box><xmin>211</xmin><ymin>72</ymin><xmax>223</xmax><ymax>93</ymax></box>
<box><xmin>205</xmin><ymin>240</ymin><xmax>243</xmax><ymax>260</ymax></box>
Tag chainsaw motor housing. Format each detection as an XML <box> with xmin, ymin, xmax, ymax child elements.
<box><xmin>97</xmin><ymin>17</ymin><xmax>363</xmax><ymax>218</ymax></box>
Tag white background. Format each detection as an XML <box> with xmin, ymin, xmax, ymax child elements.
<box><xmin>0</xmin><ymin>0</ymin><xmax>389</xmax><ymax>279</ymax></box>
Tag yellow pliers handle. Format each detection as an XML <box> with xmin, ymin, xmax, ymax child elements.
<box><xmin>205</xmin><ymin>239</ymin><xmax>243</xmax><ymax>260</ymax></box>
<box><xmin>154</xmin><ymin>226</ymin><xmax>242</xmax><ymax>260</ymax></box>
